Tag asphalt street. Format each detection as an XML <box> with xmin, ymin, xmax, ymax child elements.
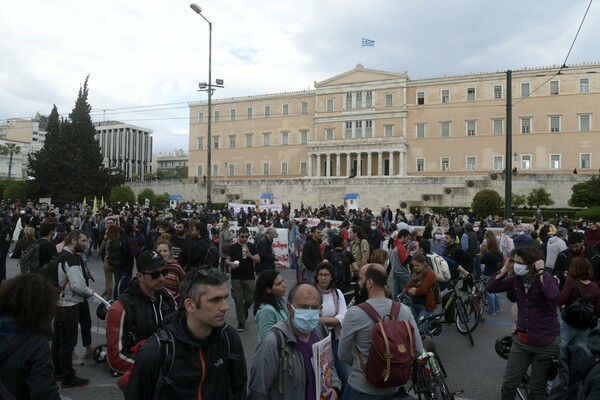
<box><xmin>5</xmin><ymin>252</ymin><xmax>514</xmax><ymax>400</ymax></box>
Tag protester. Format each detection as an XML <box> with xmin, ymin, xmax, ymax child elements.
<box><xmin>156</xmin><ymin>239</ymin><xmax>186</xmax><ymax>303</ymax></box>
<box><xmin>479</xmin><ymin>230</ymin><xmax>504</xmax><ymax>315</ymax></box>
<box><xmin>99</xmin><ymin>224</ymin><xmax>120</xmax><ymax>299</ymax></box>
<box><xmin>406</xmin><ymin>253</ymin><xmax>438</xmax><ymax>333</ymax></box>
<box><xmin>253</xmin><ymin>269</ymin><xmax>288</xmax><ymax>341</ymax></box>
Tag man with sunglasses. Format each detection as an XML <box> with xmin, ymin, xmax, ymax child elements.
<box><xmin>106</xmin><ymin>250</ymin><xmax>176</xmax><ymax>376</ymax></box>
<box><xmin>226</xmin><ymin>227</ymin><xmax>260</xmax><ymax>332</ymax></box>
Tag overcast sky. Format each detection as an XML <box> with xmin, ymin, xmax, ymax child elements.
<box><xmin>1</xmin><ymin>0</ymin><xmax>598</xmax><ymax>153</ymax></box>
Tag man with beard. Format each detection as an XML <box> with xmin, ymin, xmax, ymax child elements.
<box><xmin>301</xmin><ymin>226</ymin><xmax>322</xmax><ymax>283</ymax></box>
<box><xmin>554</xmin><ymin>232</ymin><xmax>600</xmax><ymax>288</ymax></box>
<box><xmin>339</xmin><ymin>264</ymin><xmax>423</xmax><ymax>399</ymax></box>
<box><xmin>52</xmin><ymin>230</ymin><xmax>95</xmax><ymax>388</ymax></box>
<box><xmin>169</xmin><ymin>219</ymin><xmax>189</xmax><ymax>263</ymax></box>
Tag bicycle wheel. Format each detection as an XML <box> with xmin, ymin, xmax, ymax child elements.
<box><xmin>455</xmin><ymin>299</ymin><xmax>480</xmax><ymax>334</ymax></box>
<box><xmin>432</xmin><ymin>378</ymin><xmax>455</xmax><ymax>400</ymax></box>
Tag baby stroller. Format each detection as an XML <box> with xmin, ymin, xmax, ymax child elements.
<box><xmin>91</xmin><ymin>293</ymin><xmax>118</xmax><ymax>373</ymax></box>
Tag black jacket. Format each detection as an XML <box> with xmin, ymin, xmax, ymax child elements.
<box><xmin>126</xmin><ymin>311</ymin><xmax>247</xmax><ymax>400</ymax></box>
<box><xmin>302</xmin><ymin>236</ymin><xmax>321</xmax><ymax>272</ymax></box>
<box><xmin>554</xmin><ymin>247</ymin><xmax>600</xmax><ymax>288</ymax></box>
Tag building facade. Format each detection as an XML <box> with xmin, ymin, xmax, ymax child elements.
<box><xmin>93</xmin><ymin>121</ymin><xmax>153</xmax><ymax>181</ymax></box>
<box><xmin>156</xmin><ymin>149</ymin><xmax>188</xmax><ymax>173</ymax></box>
<box><xmin>188</xmin><ymin>63</ymin><xmax>600</xmax><ymax>181</ymax></box>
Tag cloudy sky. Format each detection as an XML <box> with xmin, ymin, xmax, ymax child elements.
<box><xmin>1</xmin><ymin>0</ymin><xmax>598</xmax><ymax>153</ymax></box>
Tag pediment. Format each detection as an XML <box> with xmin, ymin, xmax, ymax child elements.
<box><xmin>315</xmin><ymin>64</ymin><xmax>407</xmax><ymax>88</ymax></box>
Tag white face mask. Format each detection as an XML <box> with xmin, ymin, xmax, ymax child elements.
<box><xmin>513</xmin><ymin>262</ymin><xmax>529</xmax><ymax>276</ymax></box>
<box><xmin>434</xmin><ymin>234</ymin><xmax>443</xmax><ymax>240</ymax></box>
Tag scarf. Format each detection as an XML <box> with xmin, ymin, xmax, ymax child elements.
<box><xmin>318</xmin><ymin>287</ymin><xmax>340</xmax><ymax>339</ymax></box>
<box><xmin>408</xmin><ymin>267</ymin><xmax>429</xmax><ymax>289</ymax></box>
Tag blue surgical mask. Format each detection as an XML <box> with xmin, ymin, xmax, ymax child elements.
<box><xmin>290</xmin><ymin>305</ymin><xmax>320</xmax><ymax>333</ymax></box>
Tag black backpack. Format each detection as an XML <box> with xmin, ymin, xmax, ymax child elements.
<box><xmin>329</xmin><ymin>249</ymin><xmax>351</xmax><ymax>290</ymax></box>
<box><xmin>561</xmin><ymin>279</ymin><xmax>597</xmax><ymax>330</ymax></box>
<box><xmin>203</xmin><ymin>243</ymin><xmax>220</xmax><ymax>269</ymax></box>
<box><xmin>40</xmin><ymin>252</ymin><xmax>65</xmax><ymax>288</ymax></box>
<box><xmin>108</xmin><ymin>237</ymin><xmax>130</xmax><ymax>269</ymax></box>
<box><xmin>20</xmin><ymin>240</ymin><xmax>43</xmax><ymax>273</ymax></box>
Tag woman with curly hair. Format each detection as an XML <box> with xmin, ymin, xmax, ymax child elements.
<box><xmin>0</xmin><ymin>273</ymin><xmax>60</xmax><ymax>399</ymax></box>
<box><xmin>156</xmin><ymin>239</ymin><xmax>185</xmax><ymax>304</ymax></box>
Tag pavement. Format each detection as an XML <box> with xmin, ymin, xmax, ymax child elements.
<box><xmin>5</xmin><ymin>251</ymin><xmax>513</xmax><ymax>400</ymax></box>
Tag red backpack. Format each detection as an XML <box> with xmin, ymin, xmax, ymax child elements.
<box><xmin>357</xmin><ymin>301</ymin><xmax>416</xmax><ymax>388</ymax></box>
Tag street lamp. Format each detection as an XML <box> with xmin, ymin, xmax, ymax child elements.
<box><xmin>190</xmin><ymin>3</ymin><xmax>224</xmax><ymax>213</ymax></box>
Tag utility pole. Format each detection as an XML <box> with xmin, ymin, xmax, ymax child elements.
<box><xmin>505</xmin><ymin>70</ymin><xmax>513</xmax><ymax>220</ymax></box>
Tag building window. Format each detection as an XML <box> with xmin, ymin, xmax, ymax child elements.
<box><xmin>230</xmin><ymin>109</ymin><xmax>236</xmax><ymax>121</ymax></box>
<box><xmin>365</xmin><ymin>120</ymin><xmax>373</xmax><ymax>137</ymax></box>
<box><xmin>301</xmin><ymin>101</ymin><xmax>308</xmax><ymax>114</ymax></box>
<box><xmin>197</xmin><ymin>165</ymin><xmax>203</xmax><ymax>176</ymax></box>
<box><xmin>282</xmin><ymin>104</ymin><xmax>289</xmax><ymax>116</ymax></box>
<box><xmin>580</xmin><ymin>114</ymin><xmax>591</xmax><ymax>131</ymax></box>
<box><xmin>263</xmin><ymin>163</ymin><xmax>270</xmax><ymax>175</ymax></box>
<box><xmin>366</xmin><ymin>91</ymin><xmax>373</xmax><ymax>108</ymax></box>
<box><xmin>355</xmin><ymin>91</ymin><xmax>362</xmax><ymax>108</ymax></box>
<box><xmin>229</xmin><ymin>135</ymin><xmax>236</xmax><ymax>148</ymax></box>
<box><xmin>196</xmin><ymin>137</ymin><xmax>204</xmax><ymax>149</ymax></box>
<box><xmin>281</xmin><ymin>162</ymin><xmax>288</xmax><ymax>175</ymax></box>
<box><xmin>213</xmin><ymin>164</ymin><xmax>219</xmax><ymax>176</ymax></box>
<box><xmin>416</xmin><ymin>158</ymin><xmax>425</xmax><ymax>172</ymax></box>
<box><xmin>326</xmin><ymin>99</ymin><xmax>334</xmax><ymax>112</ymax></box>
<box><xmin>493</xmin><ymin>119</ymin><xmax>503</xmax><ymax>135</ymax></box>
<box><xmin>520</xmin><ymin>117</ymin><xmax>531</xmax><ymax>133</ymax></box>
<box><xmin>246</xmin><ymin>134</ymin><xmax>253</xmax><ymax>147</ymax></box>
<box><xmin>467</xmin><ymin>156</ymin><xmax>476</xmax><ymax>171</ymax></box>
<box><xmin>521</xmin><ymin>155</ymin><xmax>531</xmax><ymax>170</ymax></box>
<box><xmin>493</xmin><ymin>85</ymin><xmax>502</xmax><ymax>99</ymax></box>
<box><xmin>300</xmin><ymin>130</ymin><xmax>308</xmax><ymax>144</ymax></box>
<box><xmin>326</xmin><ymin>128</ymin><xmax>334</xmax><ymax>140</ymax></box>
<box><xmin>493</xmin><ymin>156</ymin><xmax>503</xmax><ymax>171</ymax></box>
<box><xmin>581</xmin><ymin>153</ymin><xmax>591</xmax><ymax>169</ymax></box>
<box><xmin>263</xmin><ymin>133</ymin><xmax>271</xmax><ymax>146</ymax></box>
<box><xmin>416</xmin><ymin>123</ymin><xmax>426</xmax><ymax>139</ymax></box>
<box><xmin>198</xmin><ymin>112</ymin><xmax>204</xmax><ymax>123</ymax></box>
<box><xmin>580</xmin><ymin>78</ymin><xmax>589</xmax><ymax>93</ymax></box>
<box><xmin>550</xmin><ymin>154</ymin><xmax>561</xmax><ymax>169</ymax></box>
<box><xmin>550</xmin><ymin>116</ymin><xmax>561</xmax><ymax>132</ymax></box>
<box><xmin>441</xmin><ymin>122</ymin><xmax>451</xmax><ymax>137</ymax></box>
<box><xmin>281</xmin><ymin>132</ymin><xmax>289</xmax><ymax>145</ymax></box>
<box><xmin>247</xmin><ymin>107</ymin><xmax>253</xmax><ymax>119</ymax></box>
<box><xmin>300</xmin><ymin>161</ymin><xmax>307</xmax><ymax>175</ymax></box>
<box><xmin>214</xmin><ymin>110</ymin><xmax>219</xmax><ymax>122</ymax></box>
<box><xmin>550</xmin><ymin>80</ymin><xmax>559</xmax><ymax>95</ymax></box>
<box><xmin>467</xmin><ymin>87</ymin><xmax>476</xmax><ymax>101</ymax></box>
<box><xmin>385</xmin><ymin>93</ymin><xmax>393</xmax><ymax>107</ymax></box>
<box><xmin>346</xmin><ymin>93</ymin><xmax>352</xmax><ymax>110</ymax></box>
<box><xmin>521</xmin><ymin>82</ymin><xmax>530</xmax><ymax>98</ymax></box>
<box><xmin>441</xmin><ymin>89</ymin><xmax>450</xmax><ymax>103</ymax></box>
<box><xmin>245</xmin><ymin>163</ymin><xmax>252</xmax><ymax>175</ymax></box>
<box><xmin>441</xmin><ymin>157</ymin><xmax>450</xmax><ymax>171</ymax></box>
<box><xmin>213</xmin><ymin>136</ymin><xmax>219</xmax><ymax>149</ymax></box>
<box><xmin>228</xmin><ymin>163</ymin><xmax>235</xmax><ymax>176</ymax></box>
<box><xmin>355</xmin><ymin>121</ymin><xmax>362</xmax><ymax>138</ymax></box>
<box><xmin>384</xmin><ymin>125</ymin><xmax>393</xmax><ymax>137</ymax></box>
<box><xmin>345</xmin><ymin>122</ymin><xmax>352</xmax><ymax>139</ymax></box>
<box><xmin>264</xmin><ymin>105</ymin><xmax>271</xmax><ymax>118</ymax></box>
<box><xmin>417</xmin><ymin>91</ymin><xmax>425</xmax><ymax>105</ymax></box>
<box><xmin>466</xmin><ymin>120</ymin><xmax>476</xmax><ymax>136</ymax></box>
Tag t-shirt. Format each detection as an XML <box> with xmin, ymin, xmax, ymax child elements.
<box><xmin>350</xmin><ymin>239</ymin><xmax>369</xmax><ymax>267</ymax></box>
<box><xmin>295</xmin><ymin>330</ymin><xmax>320</xmax><ymax>400</ymax></box>
<box><xmin>228</xmin><ymin>242</ymin><xmax>257</xmax><ymax>280</ymax></box>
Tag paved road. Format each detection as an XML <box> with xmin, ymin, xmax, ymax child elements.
<box><xmin>6</xmin><ymin>253</ymin><xmax>513</xmax><ymax>400</ymax></box>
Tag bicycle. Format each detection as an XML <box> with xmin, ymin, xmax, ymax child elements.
<box><xmin>411</xmin><ymin>351</ymin><xmax>455</xmax><ymax>400</ymax></box>
<box><xmin>468</xmin><ymin>275</ymin><xmax>487</xmax><ymax>319</ymax></box>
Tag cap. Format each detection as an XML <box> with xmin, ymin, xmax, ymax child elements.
<box><xmin>137</xmin><ymin>250</ymin><xmax>165</xmax><ymax>272</ymax></box>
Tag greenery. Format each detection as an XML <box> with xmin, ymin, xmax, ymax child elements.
<box><xmin>512</xmin><ymin>193</ymin><xmax>527</xmax><ymax>208</ymax></box>
<box><xmin>526</xmin><ymin>188</ymin><xmax>555</xmax><ymax>208</ymax></box>
<box><xmin>471</xmin><ymin>189</ymin><xmax>503</xmax><ymax>218</ymax></box>
<box><xmin>27</xmin><ymin>77</ymin><xmax>125</xmax><ymax>204</ymax></box>
<box><xmin>155</xmin><ymin>192</ymin><xmax>170</xmax><ymax>209</ymax></box>
<box><xmin>156</xmin><ymin>166</ymin><xmax>188</xmax><ymax>180</ymax></box>
<box><xmin>569</xmin><ymin>176</ymin><xmax>600</xmax><ymax>208</ymax></box>
<box><xmin>0</xmin><ymin>143</ymin><xmax>21</xmax><ymax>179</ymax></box>
<box><xmin>137</xmin><ymin>188</ymin><xmax>157</xmax><ymax>206</ymax></box>
<box><xmin>3</xmin><ymin>183</ymin><xmax>27</xmax><ymax>201</ymax></box>
<box><xmin>575</xmin><ymin>206</ymin><xmax>600</xmax><ymax>221</ymax></box>
<box><xmin>110</xmin><ymin>185</ymin><xmax>136</xmax><ymax>205</ymax></box>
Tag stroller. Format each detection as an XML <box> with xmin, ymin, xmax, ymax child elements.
<box><xmin>91</xmin><ymin>293</ymin><xmax>119</xmax><ymax>374</ymax></box>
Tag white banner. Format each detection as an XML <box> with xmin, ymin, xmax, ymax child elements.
<box><xmin>227</xmin><ymin>222</ymin><xmax>290</xmax><ymax>268</ymax></box>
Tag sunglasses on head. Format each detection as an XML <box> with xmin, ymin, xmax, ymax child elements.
<box><xmin>142</xmin><ymin>268</ymin><xmax>168</xmax><ymax>279</ymax></box>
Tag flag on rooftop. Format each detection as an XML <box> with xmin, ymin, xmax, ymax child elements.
<box><xmin>361</xmin><ymin>38</ymin><xmax>375</xmax><ymax>47</ymax></box>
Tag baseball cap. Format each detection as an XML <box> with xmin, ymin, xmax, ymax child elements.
<box><xmin>137</xmin><ymin>250</ymin><xmax>165</xmax><ymax>272</ymax></box>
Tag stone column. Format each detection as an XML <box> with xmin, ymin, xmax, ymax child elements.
<box><xmin>336</xmin><ymin>152</ymin><xmax>341</xmax><ymax>177</ymax></box>
<box><xmin>307</xmin><ymin>154</ymin><xmax>312</xmax><ymax>177</ymax></box>
<box><xmin>357</xmin><ymin>153</ymin><xmax>362</xmax><ymax>177</ymax></box>
<box><xmin>377</xmin><ymin>151</ymin><xmax>383</xmax><ymax>176</ymax></box>
<box><xmin>367</xmin><ymin>152</ymin><xmax>372</xmax><ymax>176</ymax></box>
<box><xmin>389</xmin><ymin>151</ymin><xmax>395</xmax><ymax>176</ymax></box>
<box><xmin>326</xmin><ymin>153</ymin><xmax>331</xmax><ymax>177</ymax></box>
<box><xmin>346</xmin><ymin>153</ymin><xmax>352</xmax><ymax>176</ymax></box>
<box><xmin>399</xmin><ymin>152</ymin><xmax>404</xmax><ymax>176</ymax></box>
<box><xmin>316</xmin><ymin>153</ymin><xmax>321</xmax><ymax>177</ymax></box>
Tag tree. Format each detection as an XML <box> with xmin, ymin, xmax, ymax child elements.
<box><xmin>569</xmin><ymin>176</ymin><xmax>600</xmax><ymax>207</ymax></box>
<box><xmin>137</xmin><ymin>188</ymin><xmax>157</xmax><ymax>207</ymax></box>
<box><xmin>27</xmin><ymin>77</ymin><xmax>124</xmax><ymax>204</ymax></box>
<box><xmin>576</xmin><ymin>206</ymin><xmax>600</xmax><ymax>222</ymax></box>
<box><xmin>155</xmin><ymin>192</ymin><xmax>170</xmax><ymax>209</ymax></box>
<box><xmin>3</xmin><ymin>183</ymin><xmax>27</xmax><ymax>202</ymax></box>
<box><xmin>526</xmin><ymin>187</ymin><xmax>555</xmax><ymax>208</ymax></box>
<box><xmin>512</xmin><ymin>193</ymin><xmax>527</xmax><ymax>208</ymax></box>
<box><xmin>0</xmin><ymin>143</ymin><xmax>21</xmax><ymax>179</ymax></box>
<box><xmin>471</xmin><ymin>189</ymin><xmax>503</xmax><ymax>219</ymax></box>
<box><xmin>110</xmin><ymin>185</ymin><xmax>136</xmax><ymax>205</ymax></box>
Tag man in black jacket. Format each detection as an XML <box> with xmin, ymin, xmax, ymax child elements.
<box><xmin>554</xmin><ymin>231</ymin><xmax>600</xmax><ymax>289</ymax></box>
<box><xmin>301</xmin><ymin>226</ymin><xmax>322</xmax><ymax>283</ymax></box>
<box><xmin>126</xmin><ymin>268</ymin><xmax>247</xmax><ymax>400</ymax></box>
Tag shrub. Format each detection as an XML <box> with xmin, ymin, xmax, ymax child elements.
<box><xmin>3</xmin><ymin>183</ymin><xmax>27</xmax><ymax>202</ymax></box>
<box><xmin>471</xmin><ymin>189</ymin><xmax>503</xmax><ymax>219</ymax></box>
<box><xmin>110</xmin><ymin>185</ymin><xmax>136</xmax><ymax>205</ymax></box>
<box><xmin>137</xmin><ymin>188</ymin><xmax>157</xmax><ymax>207</ymax></box>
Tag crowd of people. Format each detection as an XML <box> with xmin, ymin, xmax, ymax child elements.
<box><xmin>0</xmin><ymin>199</ymin><xmax>600</xmax><ymax>399</ymax></box>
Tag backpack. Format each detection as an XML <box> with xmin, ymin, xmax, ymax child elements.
<box><xmin>427</xmin><ymin>253</ymin><xmax>451</xmax><ymax>282</ymax></box>
<box><xmin>202</xmin><ymin>242</ymin><xmax>220</xmax><ymax>269</ymax></box>
<box><xmin>108</xmin><ymin>237</ymin><xmax>130</xmax><ymax>269</ymax></box>
<box><xmin>20</xmin><ymin>240</ymin><xmax>43</xmax><ymax>273</ymax></box>
<box><xmin>329</xmin><ymin>249</ymin><xmax>351</xmax><ymax>289</ymax></box>
<box><xmin>357</xmin><ymin>301</ymin><xmax>416</xmax><ymax>388</ymax></box>
<box><xmin>39</xmin><ymin>252</ymin><xmax>65</xmax><ymax>288</ymax></box>
<box><xmin>561</xmin><ymin>279</ymin><xmax>597</xmax><ymax>330</ymax></box>
<box><xmin>431</xmin><ymin>282</ymin><xmax>442</xmax><ymax>304</ymax></box>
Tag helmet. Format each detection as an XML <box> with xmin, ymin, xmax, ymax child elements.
<box><xmin>495</xmin><ymin>335</ymin><xmax>513</xmax><ymax>360</ymax></box>
<box><xmin>96</xmin><ymin>301</ymin><xmax>112</xmax><ymax>321</ymax></box>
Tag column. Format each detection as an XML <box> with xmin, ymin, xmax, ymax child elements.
<box><xmin>367</xmin><ymin>152</ymin><xmax>372</xmax><ymax>176</ymax></box>
<box><xmin>357</xmin><ymin>153</ymin><xmax>362</xmax><ymax>177</ymax></box>
<box><xmin>316</xmin><ymin>153</ymin><xmax>321</xmax><ymax>177</ymax></box>
<box><xmin>346</xmin><ymin>153</ymin><xmax>352</xmax><ymax>176</ymax></box>
<box><xmin>377</xmin><ymin>151</ymin><xmax>383</xmax><ymax>177</ymax></box>
<box><xmin>389</xmin><ymin>151</ymin><xmax>395</xmax><ymax>176</ymax></box>
<box><xmin>326</xmin><ymin>153</ymin><xmax>331</xmax><ymax>177</ymax></box>
<box><xmin>336</xmin><ymin>152</ymin><xmax>341</xmax><ymax>177</ymax></box>
<box><xmin>399</xmin><ymin>152</ymin><xmax>405</xmax><ymax>176</ymax></box>
<box><xmin>307</xmin><ymin>154</ymin><xmax>312</xmax><ymax>177</ymax></box>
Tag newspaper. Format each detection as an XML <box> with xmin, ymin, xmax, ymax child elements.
<box><xmin>312</xmin><ymin>333</ymin><xmax>333</xmax><ymax>399</ymax></box>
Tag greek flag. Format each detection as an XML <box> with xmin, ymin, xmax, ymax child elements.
<box><xmin>361</xmin><ymin>38</ymin><xmax>375</xmax><ymax>47</ymax></box>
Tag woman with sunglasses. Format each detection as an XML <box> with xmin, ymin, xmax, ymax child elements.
<box><xmin>253</xmin><ymin>270</ymin><xmax>288</xmax><ymax>341</ymax></box>
<box><xmin>156</xmin><ymin>239</ymin><xmax>185</xmax><ymax>305</ymax></box>
<box><xmin>315</xmin><ymin>261</ymin><xmax>348</xmax><ymax>389</ymax></box>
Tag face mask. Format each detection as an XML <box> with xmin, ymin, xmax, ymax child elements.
<box><xmin>291</xmin><ymin>306</ymin><xmax>320</xmax><ymax>333</ymax></box>
<box><xmin>513</xmin><ymin>262</ymin><xmax>529</xmax><ymax>276</ymax></box>
<box><xmin>434</xmin><ymin>234</ymin><xmax>443</xmax><ymax>240</ymax></box>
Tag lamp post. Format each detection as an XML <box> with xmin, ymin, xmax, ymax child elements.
<box><xmin>190</xmin><ymin>3</ymin><xmax>224</xmax><ymax>213</ymax></box>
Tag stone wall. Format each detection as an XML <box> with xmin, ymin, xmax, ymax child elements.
<box><xmin>128</xmin><ymin>174</ymin><xmax>590</xmax><ymax>210</ymax></box>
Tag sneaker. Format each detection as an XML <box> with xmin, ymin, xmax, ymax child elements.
<box><xmin>237</xmin><ymin>323</ymin><xmax>245</xmax><ymax>332</ymax></box>
<box><xmin>61</xmin><ymin>375</ymin><xmax>90</xmax><ymax>389</ymax></box>
<box><xmin>72</xmin><ymin>353</ymin><xmax>84</xmax><ymax>366</ymax></box>
<box><xmin>84</xmin><ymin>347</ymin><xmax>94</xmax><ymax>359</ymax></box>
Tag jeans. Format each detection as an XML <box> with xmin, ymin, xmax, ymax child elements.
<box><xmin>331</xmin><ymin>339</ymin><xmax>348</xmax><ymax>392</ymax></box>
<box><xmin>103</xmin><ymin>263</ymin><xmax>114</xmax><ymax>299</ymax></box>
<box><xmin>231</xmin><ymin>279</ymin><xmax>255</xmax><ymax>324</ymax></box>
<box><xmin>52</xmin><ymin>305</ymin><xmax>80</xmax><ymax>377</ymax></box>
<box><xmin>113</xmin><ymin>268</ymin><xmax>132</xmax><ymax>300</ymax></box>
<box><xmin>341</xmin><ymin>385</ymin><xmax>399</xmax><ymax>400</ymax></box>
<box><xmin>559</xmin><ymin>317</ymin><xmax>589</xmax><ymax>351</ymax></box>
<box><xmin>393</xmin><ymin>274</ymin><xmax>410</xmax><ymax>299</ymax></box>
<box><xmin>411</xmin><ymin>302</ymin><xmax>433</xmax><ymax>334</ymax></box>
<box><xmin>306</xmin><ymin>269</ymin><xmax>316</xmax><ymax>285</ymax></box>
<box><xmin>501</xmin><ymin>335</ymin><xmax>559</xmax><ymax>400</ymax></box>
<box><xmin>484</xmin><ymin>275</ymin><xmax>500</xmax><ymax>314</ymax></box>
<box><xmin>78</xmin><ymin>298</ymin><xmax>92</xmax><ymax>348</ymax></box>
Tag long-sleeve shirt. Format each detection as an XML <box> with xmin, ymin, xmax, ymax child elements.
<box><xmin>559</xmin><ymin>277</ymin><xmax>600</xmax><ymax>317</ymax></box>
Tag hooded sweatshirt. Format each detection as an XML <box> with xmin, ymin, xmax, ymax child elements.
<box><xmin>546</xmin><ymin>235</ymin><xmax>567</xmax><ymax>270</ymax></box>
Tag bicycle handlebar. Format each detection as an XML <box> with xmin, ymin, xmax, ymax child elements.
<box><xmin>417</xmin><ymin>351</ymin><xmax>436</xmax><ymax>360</ymax></box>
